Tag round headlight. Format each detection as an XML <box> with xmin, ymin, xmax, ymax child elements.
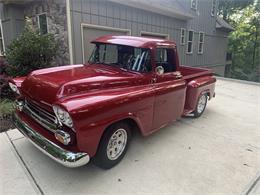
<box><xmin>53</xmin><ymin>105</ymin><xmax>73</xmax><ymax>128</ymax></box>
<box><xmin>57</xmin><ymin>108</ymin><xmax>65</xmax><ymax>121</ymax></box>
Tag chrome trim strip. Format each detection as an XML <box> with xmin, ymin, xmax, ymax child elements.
<box><xmin>26</xmin><ymin>100</ymin><xmax>57</xmax><ymax>122</ymax></box>
<box><xmin>24</xmin><ymin>103</ymin><xmax>57</xmax><ymax>133</ymax></box>
<box><xmin>13</xmin><ymin>112</ymin><xmax>90</xmax><ymax>168</ymax></box>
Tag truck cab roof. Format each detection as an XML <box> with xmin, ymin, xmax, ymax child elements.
<box><xmin>92</xmin><ymin>35</ymin><xmax>177</xmax><ymax>48</ymax></box>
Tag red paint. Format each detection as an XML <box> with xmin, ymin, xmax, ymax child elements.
<box><xmin>12</xmin><ymin>36</ymin><xmax>216</xmax><ymax>157</ymax></box>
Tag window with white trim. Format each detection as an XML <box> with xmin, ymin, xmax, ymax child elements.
<box><xmin>0</xmin><ymin>20</ymin><xmax>5</xmax><ymax>56</ymax></box>
<box><xmin>191</xmin><ymin>0</ymin><xmax>198</xmax><ymax>10</ymax></box>
<box><xmin>198</xmin><ymin>32</ymin><xmax>205</xmax><ymax>54</ymax></box>
<box><xmin>180</xmin><ymin>28</ymin><xmax>186</xmax><ymax>45</ymax></box>
<box><xmin>37</xmin><ymin>13</ymin><xmax>48</xmax><ymax>34</ymax></box>
<box><xmin>211</xmin><ymin>0</ymin><xmax>217</xmax><ymax>16</ymax></box>
<box><xmin>187</xmin><ymin>30</ymin><xmax>194</xmax><ymax>54</ymax></box>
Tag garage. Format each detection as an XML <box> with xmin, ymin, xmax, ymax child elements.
<box><xmin>81</xmin><ymin>24</ymin><xmax>131</xmax><ymax>63</ymax></box>
<box><xmin>140</xmin><ymin>31</ymin><xmax>169</xmax><ymax>39</ymax></box>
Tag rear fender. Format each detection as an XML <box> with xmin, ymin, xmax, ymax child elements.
<box><xmin>184</xmin><ymin>76</ymin><xmax>216</xmax><ymax>112</ymax></box>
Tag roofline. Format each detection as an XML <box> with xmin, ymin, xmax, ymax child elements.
<box><xmin>0</xmin><ymin>0</ymin><xmax>41</xmax><ymax>4</ymax></box>
<box><xmin>216</xmin><ymin>16</ymin><xmax>235</xmax><ymax>32</ymax></box>
<box><xmin>108</xmin><ymin>0</ymin><xmax>194</xmax><ymax>20</ymax></box>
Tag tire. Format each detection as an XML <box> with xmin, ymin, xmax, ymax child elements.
<box><xmin>193</xmin><ymin>93</ymin><xmax>208</xmax><ymax>118</ymax></box>
<box><xmin>93</xmin><ymin>122</ymin><xmax>131</xmax><ymax>169</ymax></box>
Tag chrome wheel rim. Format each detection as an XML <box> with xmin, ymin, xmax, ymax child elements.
<box><xmin>107</xmin><ymin>128</ymin><xmax>127</xmax><ymax>160</ymax></box>
<box><xmin>197</xmin><ymin>95</ymin><xmax>207</xmax><ymax>114</ymax></box>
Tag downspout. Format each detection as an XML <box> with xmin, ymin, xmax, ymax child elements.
<box><xmin>66</xmin><ymin>0</ymin><xmax>74</xmax><ymax>64</ymax></box>
<box><xmin>0</xmin><ymin>19</ymin><xmax>6</xmax><ymax>54</ymax></box>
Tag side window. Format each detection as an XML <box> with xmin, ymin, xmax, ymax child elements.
<box><xmin>211</xmin><ymin>0</ymin><xmax>217</xmax><ymax>16</ymax></box>
<box><xmin>180</xmin><ymin>28</ymin><xmax>186</xmax><ymax>45</ymax></box>
<box><xmin>198</xmin><ymin>32</ymin><xmax>205</xmax><ymax>54</ymax></box>
<box><xmin>37</xmin><ymin>13</ymin><xmax>48</xmax><ymax>34</ymax></box>
<box><xmin>191</xmin><ymin>0</ymin><xmax>198</xmax><ymax>10</ymax></box>
<box><xmin>156</xmin><ymin>48</ymin><xmax>167</xmax><ymax>63</ymax></box>
<box><xmin>156</xmin><ymin>48</ymin><xmax>176</xmax><ymax>73</ymax></box>
<box><xmin>187</xmin><ymin>30</ymin><xmax>194</xmax><ymax>54</ymax></box>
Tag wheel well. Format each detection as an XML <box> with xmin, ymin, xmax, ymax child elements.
<box><xmin>105</xmin><ymin>118</ymin><xmax>141</xmax><ymax>135</ymax></box>
<box><xmin>95</xmin><ymin>118</ymin><xmax>141</xmax><ymax>156</ymax></box>
<box><xmin>120</xmin><ymin>118</ymin><xmax>141</xmax><ymax>135</ymax></box>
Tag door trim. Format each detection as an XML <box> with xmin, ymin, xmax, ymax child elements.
<box><xmin>81</xmin><ymin>23</ymin><xmax>131</xmax><ymax>63</ymax></box>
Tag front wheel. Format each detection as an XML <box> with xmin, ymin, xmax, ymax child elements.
<box><xmin>93</xmin><ymin>122</ymin><xmax>131</xmax><ymax>169</ymax></box>
<box><xmin>193</xmin><ymin>94</ymin><xmax>208</xmax><ymax>118</ymax></box>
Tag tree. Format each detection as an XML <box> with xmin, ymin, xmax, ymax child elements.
<box><xmin>228</xmin><ymin>4</ymin><xmax>260</xmax><ymax>82</ymax></box>
<box><xmin>218</xmin><ymin>0</ymin><xmax>254</xmax><ymax>21</ymax></box>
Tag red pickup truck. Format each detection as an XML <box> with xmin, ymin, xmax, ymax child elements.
<box><xmin>11</xmin><ymin>35</ymin><xmax>216</xmax><ymax>169</ymax></box>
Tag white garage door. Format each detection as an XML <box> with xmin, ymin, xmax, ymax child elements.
<box><xmin>140</xmin><ymin>31</ymin><xmax>169</xmax><ymax>39</ymax></box>
<box><xmin>82</xmin><ymin>24</ymin><xmax>130</xmax><ymax>63</ymax></box>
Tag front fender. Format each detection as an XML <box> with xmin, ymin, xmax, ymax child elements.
<box><xmin>57</xmin><ymin>85</ymin><xmax>155</xmax><ymax>157</ymax></box>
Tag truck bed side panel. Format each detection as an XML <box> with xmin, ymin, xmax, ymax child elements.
<box><xmin>180</xmin><ymin>66</ymin><xmax>213</xmax><ymax>80</ymax></box>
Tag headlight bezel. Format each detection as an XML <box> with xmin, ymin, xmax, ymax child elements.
<box><xmin>53</xmin><ymin>105</ymin><xmax>74</xmax><ymax>128</ymax></box>
<box><xmin>9</xmin><ymin>82</ymin><xmax>20</xmax><ymax>95</ymax></box>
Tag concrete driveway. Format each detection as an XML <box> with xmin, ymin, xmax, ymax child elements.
<box><xmin>0</xmin><ymin>78</ymin><xmax>260</xmax><ymax>195</ymax></box>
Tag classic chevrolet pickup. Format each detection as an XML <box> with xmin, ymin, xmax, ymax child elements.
<box><xmin>10</xmin><ymin>35</ymin><xmax>216</xmax><ymax>169</ymax></box>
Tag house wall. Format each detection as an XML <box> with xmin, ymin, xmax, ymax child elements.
<box><xmin>0</xmin><ymin>3</ymin><xmax>25</xmax><ymax>47</ymax></box>
<box><xmin>0</xmin><ymin>0</ymin><xmax>230</xmax><ymax>76</ymax></box>
<box><xmin>69</xmin><ymin>0</ymin><xmax>229</xmax><ymax>75</ymax></box>
<box><xmin>24</xmin><ymin>0</ymin><xmax>70</xmax><ymax>65</ymax></box>
<box><xmin>70</xmin><ymin>0</ymin><xmax>186</xmax><ymax>65</ymax></box>
<box><xmin>179</xmin><ymin>0</ymin><xmax>229</xmax><ymax>69</ymax></box>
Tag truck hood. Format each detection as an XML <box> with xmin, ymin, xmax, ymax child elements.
<box><xmin>21</xmin><ymin>64</ymin><xmax>141</xmax><ymax>104</ymax></box>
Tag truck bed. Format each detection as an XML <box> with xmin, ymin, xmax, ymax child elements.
<box><xmin>180</xmin><ymin>65</ymin><xmax>213</xmax><ymax>80</ymax></box>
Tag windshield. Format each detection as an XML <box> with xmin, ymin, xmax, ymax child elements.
<box><xmin>88</xmin><ymin>43</ymin><xmax>152</xmax><ymax>73</ymax></box>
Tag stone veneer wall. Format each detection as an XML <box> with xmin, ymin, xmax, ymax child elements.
<box><xmin>24</xmin><ymin>0</ymin><xmax>70</xmax><ymax>65</ymax></box>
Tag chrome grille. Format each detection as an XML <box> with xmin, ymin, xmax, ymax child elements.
<box><xmin>23</xmin><ymin>99</ymin><xmax>58</xmax><ymax>133</ymax></box>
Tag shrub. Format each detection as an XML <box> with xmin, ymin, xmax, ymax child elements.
<box><xmin>0</xmin><ymin>99</ymin><xmax>14</xmax><ymax>132</ymax></box>
<box><xmin>5</xmin><ymin>24</ymin><xmax>58</xmax><ymax>77</ymax></box>
<box><xmin>0</xmin><ymin>99</ymin><xmax>14</xmax><ymax>119</ymax></box>
<box><xmin>0</xmin><ymin>58</ymin><xmax>15</xmax><ymax>99</ymax></box>
<box><xmin>0</xmin><ymin>74</ymin><xmax>14</xmax><ymax>99</ymax></box>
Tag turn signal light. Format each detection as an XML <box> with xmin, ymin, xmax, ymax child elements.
<box><xmin>55</xmin><ymin>130</ymin><xmax>71</xmax><ymax>145</ymax></box>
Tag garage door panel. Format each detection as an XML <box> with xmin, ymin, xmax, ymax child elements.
<box><xmin>140</xmin><ymin>31</ymin><xmax>169</xmax><ymax>39</ymax></box>
<box><xmin>82</xmin><ymin>25</ymin><xmax>130</xmax><ymax>63</ymax></box>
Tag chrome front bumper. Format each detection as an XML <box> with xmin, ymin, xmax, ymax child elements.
<box><xmin>13</xmin><ymin>112</ymin><xmax>90</xmax><ymax>168</ymax></box>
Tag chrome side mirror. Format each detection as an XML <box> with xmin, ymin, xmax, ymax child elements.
<box><xmin>155</xmin><ymin>66</ymin><xmax>164</xmax><ymax>75</ymax></box>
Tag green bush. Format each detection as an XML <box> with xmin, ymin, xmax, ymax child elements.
<box><xmin>5</xmin><ymin>25</ymin><xmax>58</xmax><ymax>77</ymax></box>
<box><xmin>0</xmin><ymin>99</ymin><xmax>14</xmax><ymax>119</ymax></box>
